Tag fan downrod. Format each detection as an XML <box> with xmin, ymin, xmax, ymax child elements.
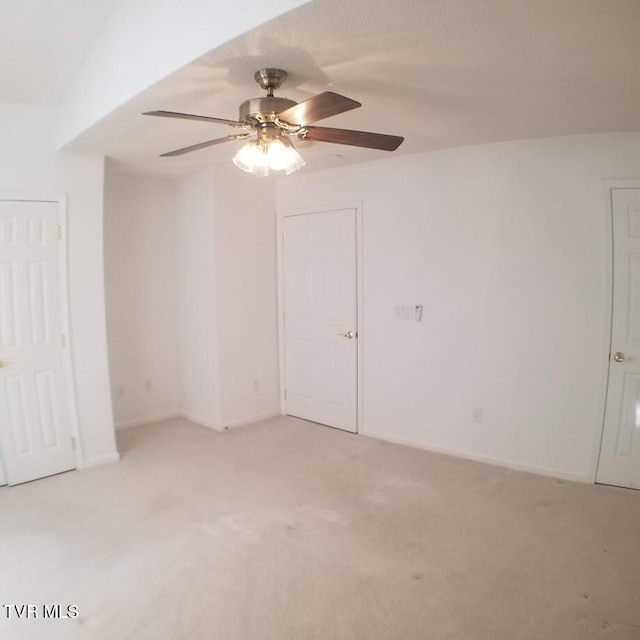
<box><xmin>254</xmin><ymin>68</ymin><xmax>287</xmax><ymax>97</ymax></box>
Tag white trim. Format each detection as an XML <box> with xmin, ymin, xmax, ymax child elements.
<box><xmin>0</xmin><ymin>410</ymin><xmax>6</xmax><ymax>484</ymax></box>
<box><xmin>57</xmin><ymin>196</ymin><xmax>85</xmax><ymax>470</ymax></box>
<box><xmin>356</xmin><ymin>204</ymin><xmax>364</xmax><ymax>434</ymax></box>
<box><xmin>0</xmin><ymin>192</ymin><xmax>84</xmax><ymax>472</ymax></box>
<box><xmin>602</xmin><ymin>179</ymin><xmax>640</xmax><ymax>190</ymax></box>
<box><xmin>590</xmin><ymin>182</ymin><xmax>616</xmax><ymax>482</ymax></box>
<box><xmin>78</xmin><ymin>452</ymin><xmax>121</xmax><ymax>470</ymax></box>
<box><xmin>278</xmin><ymin>200</ymin><xmax>364</xmax><ymax>218</ymax></box>
<box><xmin>179</xmin><ymin>409</ymin><xmax>282</xmax><ymax>432</ymax></box>
<box><xmin>0</xmin><ymin>191</ymin><xmax>63</xmax><ymax>203</ymax></box>
<box><xmin>277</xmin><ymin>201</ymin><xmax>364</xmax><ymax>433</ymax></box>
<box><xmin>220</xmin><ymin>408</ymin><xmax>281</xmax><ymax>430</ymax></box>
<box><xmin>180</xmin><ymin>412</ymin><xmax>224</xmax><ymax>432</ymax></box>
<box><xmin>117</xmin><ymin>410</ymin><xmax>281</xmax><ymax>432</ymax></box>
<box><xmin>276</xmin><ymin>215</ymin><xmax>286</xmax><ymax>415</ymax></box>
<box><xmin>116</xmin><ymin>413</ymin><xmax>179</xmax><ymax>431</ymax></box>
<box><xmin>362</xmin><ymin>430</ymin><xmax>592</xmax><ymax>484</ymax></box>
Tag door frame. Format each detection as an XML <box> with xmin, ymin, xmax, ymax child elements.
<box><xmin>0</xmin><ymin>192</ymin><xmax>84</xmax><ymax>480</ymax></box>
<box><xmin>277</xmin><ymin>201</ymin><xmax>364</xmax><ymax>433</ymax></box>
<box><xmin>592</xmin><ymin>180</ymin><xmax>640</xmax><ymax>483</ymax></box>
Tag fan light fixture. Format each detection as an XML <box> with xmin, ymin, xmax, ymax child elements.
<box><xmin>145</xmin><ymin>68</ymin><xmax>404</xmax><ymax>175</ymax></box>
<box><xmin>233</xmin><ymin>134</ymin><xmax>305</xmax><ymax>177</ymax></box>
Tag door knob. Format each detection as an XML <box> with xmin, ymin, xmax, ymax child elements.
<box><xmin>0</xmin><ymin>359</ymin><xmax>8</xmax><ymax>369</ymax></box>
<box><xmin>613</xmin><ymin>351</ymin><xmax>625</xmax><ymax>363</ymax></box>
<box><xmin>342</xmin><ymin>331</ymin><xmax>355</xmax><ymax>339</ymax></box>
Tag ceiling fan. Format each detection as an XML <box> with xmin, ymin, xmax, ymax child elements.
<box><xmin>143</xmin><ymin>68</ymin><xmax>404</xmax><ymax>176</ymax></box>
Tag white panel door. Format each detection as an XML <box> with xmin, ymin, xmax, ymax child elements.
<box><xmin>282</xmin><ymin>209</ymin><xmax>358</xmax><ymax>432</ymax></box>
<box><xmin>598</xmin><ymin>188</ymin><xmax>640</xmax><ymax>489</ymax></box>
<box><xmin>0</xmin><ymin>200</ymin><xmax>75</xmax><ymax>485</ymax></box>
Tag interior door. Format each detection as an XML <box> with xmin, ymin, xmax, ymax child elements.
<box><xmin>282</xmin><ymin>208</ymin><xmax>358</xmax><ymax>432</ymax></box>
<box><xmin>597</xmin><ymin>188</ymin><xmax>640</xmax><ymax>489</ymax></box>
<box><xmin>0</xmin><ymin>200</ymin><xmax>76</xmax><ymax>485</ymax></box>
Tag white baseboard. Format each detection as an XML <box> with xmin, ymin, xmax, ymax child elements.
<box><xmin>180</xmin><ymin>409</ymin><xmax>282</xmax><ymax>432</ymax></box>
<box><xmin>361</xmin><ymin>430</ymin><xmax>592</xmax><ymax>484</ymax></box>
<box><xmin>180</xmin><ymin>412</ymin><xmax>224</xmax><ymax>432</ymax></box>
<box><xmin>116</xmin><ymin>413</ymin><xmax>179</xmax><ymax>431</ymax></box>
<box><xmin>222</xmin><ymin>409</ymin><xmax>282</xmax><ymax>430</ymax></box>
<box><xmin>79</xmin><ymin>452</ymin><xmax>121</xmax><ymax>470</ymax></box>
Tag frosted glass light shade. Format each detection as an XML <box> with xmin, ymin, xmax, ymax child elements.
<box><xmin>232</xmin><ymin>141</ymin><xmax>269</xmax><ymax>177</ymax></box>
<box><xmin>232</xmin><ymin>136</ymin><xmax>305</xmax><ymax>177</ymax></box>
<box><xmin>266</xmin><ymin>137</ymin><xmax>305</xmax><ymax>174</ymax></box>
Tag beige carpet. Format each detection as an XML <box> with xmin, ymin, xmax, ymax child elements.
<box><xmin>1</xmin><ymin>416</ymin><xmax>639</xmax><ymax>640</ymax></box>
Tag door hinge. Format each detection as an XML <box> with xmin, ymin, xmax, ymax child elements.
<box><xmin>58</xmin><ymin>224</ymin><xmax>62</xmax><ymax>240</ymax></box>
<box><xmin>70</xmin><ymin>436</ymin><xmax>76</xmax><ymax>451</ymax></box>
<box><xmin>284</xmin><ymin>389</ymin><xmax>287</xmax><ymax>400</ymax></box>
<box><xmin>61</xmin><ymin>334</ymin><xmax>67</xmax><ymax>348</ymax></box>
<box><xmin>282</xmin><ymin>312</ymin><xmax>285</xmax><ymax>324</ymax></box>
<box><xmin>280</xmin><ymin>234</ymin><xmax>284</xmax><ymax>244</ymax></box>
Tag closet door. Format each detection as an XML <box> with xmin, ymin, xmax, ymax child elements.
<box><xmin>597</xmin><ymin>188</ymin><xmax>640</xmax><ymax>489</ymax></box>
<box><xmin>0</xmin><ymin>200</ymin><xmax>75</xmax><ymax>485</ymax></box>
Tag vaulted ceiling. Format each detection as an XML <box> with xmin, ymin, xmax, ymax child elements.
<box><xmin>0</xmin><ymin>0</ymin><xmax>120</xmax><ymax>104</ymax></box>
<box><xmin>4</xmin><ymin>0</ymin><xmax>640</xmax><ymax>177</ymax></box>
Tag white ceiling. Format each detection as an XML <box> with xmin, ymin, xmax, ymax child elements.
<box><xmin>0</xmin><ymin>0</ymin><xmax>120</xmax><ymax>104</ymax></box>
<box><xmin>53</xmin><ymin>0</ymin><xmax>640</xmax><ymax>175</ymax></box>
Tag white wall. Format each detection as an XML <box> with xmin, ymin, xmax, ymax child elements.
<box><xmin>277</xmin><ymin>132</ymin><xmax>640</xmax><ymax>482</ymax></box>
<box><xmin>104</xmin><ymin>172</ymin><xmax>179</xmax><ymax>428</ymax></box>
<box><xmin>105</xmin><ymin>166</ymin><xmax>280</xmax><ymax>432</ymax></box>
<box><xmin>174</xmin><ymin>170</ymin><xmax>221</xmax><ymax>428</ymax></box>
<box><xmin>171</xmin><ymin>168</ymin><xmax>281</xmax><ymax>429</ymax></box>
<box><xmin>214</xmin><ymin>169</ymin><xmax>280</xmax><ymax>427</ymax></box>
<box><xmin>57</xmin><ymin>0</ymin><xmax>310</xmax><ymax>147</ymax></box>
<box><xmin>0</xmin><ymin>103</ymin><xmax>117</xmax><ymax>467</ymax></box>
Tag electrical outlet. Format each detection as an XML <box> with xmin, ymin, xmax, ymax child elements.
<box><xmin>145</xmin><ymin>380</ymin><xmax>153</xmax><ymax>393</ymax></box>
<box><xmin>472</xmin><ymin>407</ymin><xmax>483</xmax><ymax>423</ymax></box>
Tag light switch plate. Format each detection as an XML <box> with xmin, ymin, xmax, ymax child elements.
<box><xmin>395</xmin><ymin>305</ymin><xmax>411</xmax><ymax>320</ymax></box>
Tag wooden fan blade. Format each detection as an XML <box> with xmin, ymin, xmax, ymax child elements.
<box><xmin>160</xmin><ymin>134</ymin><xmax>250</xmax><ymax>157</ymax></box>
<box><xmin>302</xmin><ymin>126</ymin><xmax>404</xmax><ymax>151</ymax></box>
<box><xmin>144</xmin><ymin>110</ymin><xmax>245</xmax><ymax>128</ymax></box>
<box><xmin>276</xmin><ymin>92</ymin><xmax>361</xmax><ymax>126</ymax></box>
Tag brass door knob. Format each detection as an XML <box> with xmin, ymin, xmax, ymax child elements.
<box><xmin>343</xmin><ymin>331</ymin><xmax>355</xmax><ymax>339</ymax></box>
<box><xmin>613</xmin><ymin>351</ymin><xmax>625</xmax><ymax>363</ymax></box>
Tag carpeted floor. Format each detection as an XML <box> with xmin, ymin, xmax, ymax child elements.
<box><xmin>1</xmin><ymin>416</ymin><xmax>639</xmax><ymax>640</ymax></box>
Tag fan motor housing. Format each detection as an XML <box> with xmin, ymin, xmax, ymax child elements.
<box><xmin>239</xmin><ymin>96</ymin><xmax>297</xmax><ymax>125</ymax></box>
